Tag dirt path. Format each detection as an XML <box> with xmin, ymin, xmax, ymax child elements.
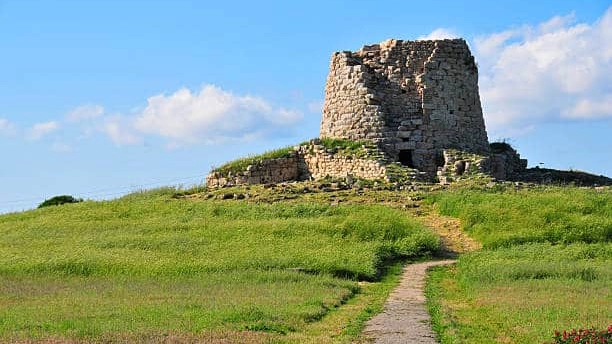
<box><xmin>418</xmin><ymin>209</ymin><xmax>481</xmax><ymax>256</ymax></box>
<box><xmin>362</xmin><ymin>259</ymin><xmax>456</xmax><ymax>344</ymax></box>
<box><xmin>361</xmin><ymin>207</ymin><xmax>479</xmax><ymax>343</ymax></box>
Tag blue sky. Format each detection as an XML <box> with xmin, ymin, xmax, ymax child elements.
<box><xmin>1</xmin><ymin>0</ymin><xmax>611</xmax><ymax>213</ymax></box>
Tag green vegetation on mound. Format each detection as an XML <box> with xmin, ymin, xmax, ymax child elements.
<box><xmin>0</xmin><ymin>187</ymin><xmax>438</xmax><ymax>342</ymax></box>
<box><xmin>38</xmin><ymin>194</ymin><xmax>83</xmax><ymax>208</ymax></box>
<box><xmin>212</xmin><ymin>145</ymin><xmax>296</xmax><ymax>175</ymax></box>
<box><xmin>318</xmin><ymin>138</ymin><xmax>379</xmax><ymax>159</ymax></box>
<box><xmin>211</xmin><ymin>138</ymin><xmax>382</xmax><ymax>177</ymax></box>
<box><xmin>489</xmin><ymin>141</ymin><xmax>514</xmax><ymax>154</ymax></box>
<box><xmin>425</xmin><ymin>186</ymin><xmax>612</xmax><ymax>344</ymax></box>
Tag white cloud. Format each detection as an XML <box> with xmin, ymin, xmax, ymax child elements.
<box><xmin>418</xmin><ymin>28</ymin><xmax>459</xmax><ymax>40</ymax></box>
<box><xmin>66</xmin><ymin>104</ymin><xmax>104</xmax><ymax>122</ymax></box>
<box><xmin>101</xmin><ymin>116</ymin><xmax>141</xmax><ymax>145</ymax></box>
<box><xmin>27</xmin><ymin>121</ymin><xmax>59</xmax><ymax>140</ymax></box>
<box><xmin>133</xmin><ymin>85</ymin><xmax>303</xmax><ymax>144</ymax></box>
<box><xmin>562</xmin><ymin>95</ymin><xmax>612</xmax><ymax>119</ymax></box>
<box><xmin>0</xmin><ymin>118</ymin><xmax>15</xmax><ymax>136</ymax></box>
<box><xmin>474</xmin><ymin>7</ymin><xmax>612</xmax><ymax>137</ymax></box>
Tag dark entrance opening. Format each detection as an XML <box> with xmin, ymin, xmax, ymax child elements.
<box><xmin>398</xmin><ymin>150</ymin><xmax>414</xmax><ymax>168</ymax></box>
<box><xmin>435</xmin><ymin>151</ymin><xmax>445</xmax><ymax>168</ymax></box>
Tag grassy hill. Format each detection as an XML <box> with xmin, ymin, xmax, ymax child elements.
<box><xmin>426</xmin><ymin>186</ymin><xmax>612</xmax><ymax>343</ymax></box>
<box><xmin>1</xmin><ymin>181</ymin><xmax>610</xmax><ymax>343</ymax></box>
<box><xmin>0</xmin><ymin>185</ymin><xmax>438</xmax><ymax>343</ymax></box>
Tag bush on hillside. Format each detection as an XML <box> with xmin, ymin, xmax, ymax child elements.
<box><xmin>490</xmin><ymin>141</ymin><xmax>515</xmax><ymax>154</ymax></box>
<box><xmin>545</xmin><ymin>325</ymin><xmax>612</xmax><ymax>343</ymax></box>
<box><xmin>38</xmin><ymin>195</ymin><xmax>83</xmax><ymax>208</ymax></box>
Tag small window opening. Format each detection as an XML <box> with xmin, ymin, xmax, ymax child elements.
<box><xmin>435</xmin><ymin>151</ymin><xmax>445</xmax><ymax>168</ymax></box>
<box><xmin>402</xmin><ymin>138</ymin><xmax>410</xmax><ymax>142</ymax></box>
<box><xmin>398</xmin><ymin>150</ymin><xmax>414</xmax><ymax>168</ymax></box>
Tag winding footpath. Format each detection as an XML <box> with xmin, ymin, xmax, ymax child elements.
<box><xmin>361</xmin><ymin>208</ymin><xmax>478</xmax><ymax>343</ymax></box>
<box><xmin>362</xmin><ymin>259</ymin><xmax>456</xmax><ymax>344</ymax></box>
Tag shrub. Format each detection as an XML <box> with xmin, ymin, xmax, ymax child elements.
<box><xmin>38</xmin><ymin>195</ymin><xmax>83</xmax><ymax>208</ymax></box>
<box><xmin>545</xmin><ymin>325</ymin><xmax>612</xmax><ymax>343</ymax></box>
<box><xmin>490</xmin><ymin>141</ymin><xmax>515</xmax><ymax>154</ymax></box>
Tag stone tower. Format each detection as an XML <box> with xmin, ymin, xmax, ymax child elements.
<box><xmin>320</xmin><ymin>38</ymin><xmax>490</xmax><ymax>174</ymax></box>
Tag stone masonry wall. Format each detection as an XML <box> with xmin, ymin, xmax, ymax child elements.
<box><xmin>489</xmin><ymin>149</ymin><xmax>528</xmax><ymax>180</ymax></box>
<box><xmin>437</xmin><ymin>149</ymin><xmax>490</xmax><ymax>184</ymax></box>
<box><xmin>206</xmin><ymin>154</ymin><xmax>301</xmax><ymax>187</ymax></box>
<box><xmin>206</xmin><ymin>144</ymin><xmax>388</xmax><ymax>187</ymax></box>
<box><xmin>320</xmin><ymin>39</ymin><xmax>490</xmax><ymax>174</ymax></box>
<box><xmin>299</xmin><ymin>145</ymin><xmax>387</xmax><ymax>181</ymax></box>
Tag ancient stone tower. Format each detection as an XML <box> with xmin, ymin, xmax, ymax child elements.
<box><xmin>320</xmin><ymin>38</ymin><xmax>490</xmax><ymax>174</ymax></box>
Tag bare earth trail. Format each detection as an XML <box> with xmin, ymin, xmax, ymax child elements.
<box><xmin>361</xmin><ymin>208</ymin><xmax>479</xmax><ymax>343</ymax></box>
<box><xmin>362</xmin><ymin>260</ymin><xmax>456</xmax><ymax>344</ymax></box>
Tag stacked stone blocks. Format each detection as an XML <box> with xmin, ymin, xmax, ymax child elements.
<box><xmin>205</xmin><ymin>143</ymin><xmax>389</xmax><ymax>187</ymax></box>
<box><xmin>320</xmin><ymin>38</ymin><xmax>490</xmax><ymax>174</ymax></box>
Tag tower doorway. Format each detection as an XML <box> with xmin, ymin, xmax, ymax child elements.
<box><xmin>398</xmin><ymin>150</ymin><xmax>414</xmax><ymax>168</ymax></box>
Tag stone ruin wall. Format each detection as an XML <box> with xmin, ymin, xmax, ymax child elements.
<box><xmin>205</xmin><ymin>144</ymin><xmax>388</xmax><ymax>187</ymax></box>
<box><xmin>320</xmin><ymin>39</ymin><xmax>490</xmax><ymax>174</ymax></box>
<box><xmin>301</xmin><ymin>144</ymin><xmax>387</xmax><ymax>181</ymax></box>
<box><xmin>489</xmin><ymin>147</ymin><xmax>528</xmax><ymax>180</ymax></box>
<box><xmin>206</xmin><ymin>155</ymin><xmax>301</xmax><ymax>188</ymax></box>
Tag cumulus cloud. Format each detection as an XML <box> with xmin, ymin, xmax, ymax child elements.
<box><xmin>27</xmin><ymin>121</ymin><xmax>59</xmax><ymax>140</ymax></box>
<box><xmin>66</xmin><ymin>104</ymin><xmax>104</xmax><ymax>122</ymax></box>
<box><xmin>562</xmin><ymin>95</ymin><xmax>612</xmax><ymax>119</ymax></box>
<box><xmin>101</xmin><ymin>116</ymin><xmax>141</xmax><ymax>145</ymax></box>
<box><xmin>132</xmin><ymin>85</ymin><xmax>303</xmax><ymax>145</ymax></box>
<box><xmin>474</xmin><ymin>7</ymin><xmax>612</xmax><ymax>137</ymax></box>
<box><xmin>418</xmin><ymin>28</ymin><xmax>459</xmax><ymax>40</ymax></box>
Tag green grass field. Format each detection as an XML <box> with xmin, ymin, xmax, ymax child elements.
<box><xmin>3</xmin><ymin>182</ymin><xmax>611</xmax><ymax>343</ymax></box>
<box><xmin>426</xmin><ymin>186</ymin><xmax>612</xmax><ymax>343</ymax></box>
<box><xmin>0</xmin><ymin>187</ymin><xmax>438</xmax><ymax>343</ymax></box>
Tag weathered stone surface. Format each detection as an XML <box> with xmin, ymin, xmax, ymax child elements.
<box><xmin>205</xmin><ymin>143</ymin><xmax>388</xmax><ymax>187</ymax></box>
<box><xmin>489</xmin><ymin>145</ymin><xmax>528</xmax><ymax>180</ymax></box>
<box><xmin>320</xmin><ymin>38</ymin><xmax>490</xmax><ymax>173</ymax></box>
<box><xmin>436</xmin><ymin>149</ymin><xmax>490</xmax><ymax>183</ymax></box>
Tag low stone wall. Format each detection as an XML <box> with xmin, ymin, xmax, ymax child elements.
<box><xmin>206</xmin><ymin>144</ymin><xmax>388</xmax><ymax>188</ymax></box>
<box><xmin>206</xmin><ymin>143</ymin><xmax>532</xmax><ymax>187</ymax></box>
<box><xmin>437</xmin><ymin>149</ymin><xmax>489</xmax><ymax>183</ymax></box>
<box><xmin>205</xmin><ymin>153</ymin><xmax>301</xmax><ymax>187</ymax></box>
<box><xmin>301</xmin><ymin>144</ymin><xmax>387</xmax><ymax>181</ymax></box>
<box><xmin>489</xmin><ymin>149</ymin><xmax>528</xmax><ymax>180</ymax></box>
<box><xmin>436</xmin><ymin>147</ymin><xmax>528</xmax><ymax>183</ymax></box>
